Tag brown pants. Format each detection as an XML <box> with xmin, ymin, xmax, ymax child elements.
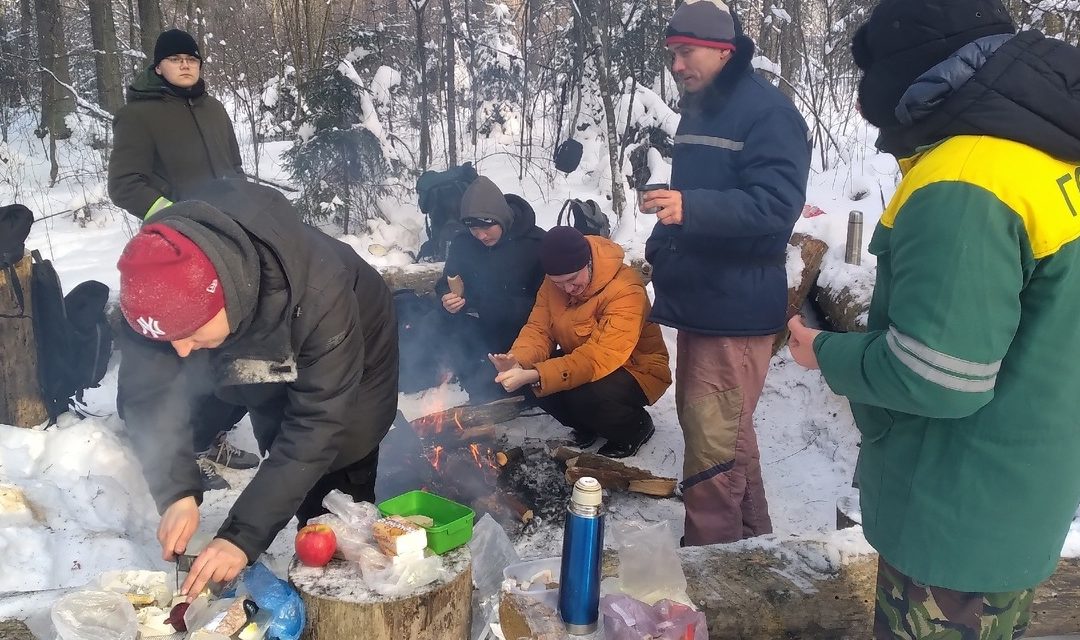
<box><xmin>677</xmin><ymin>332</ymin><xmax>773</xmax><ymax>545</ymax></box>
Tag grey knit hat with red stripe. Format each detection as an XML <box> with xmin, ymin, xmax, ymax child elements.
<box><xmin>666</xmin><ymin>0</ymin><xmax>736</xmax><ymax>51</ymax></box>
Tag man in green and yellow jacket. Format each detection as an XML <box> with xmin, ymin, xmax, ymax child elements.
<box><xmin>787</xmin><ymin>0</ymin><xmax>1080</xmax><ymax>637</ymax></box>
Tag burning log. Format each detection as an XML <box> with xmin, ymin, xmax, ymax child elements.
<box><xmin>495</xmin><ymin>447</ymin><xmax>524</xmax><ymax>467</ymax></box>
<box><xmin>418</xmin><ymin>424</ymin><xmax>497</xmax><ymax>444</ymax></box>
<box><xmin>563</xmin><ymin>452</ymin><xmax>678</xmax><ymax>498</ymax></box>
<box><xmin>474</xmin><ymin>489</ymin><xmax>535</xmax><ymax>524</ymax></box>
<box><xmin>410</xmin><ymin>396</ymin><xmax>526</xmax><ymax>436</ymax></box>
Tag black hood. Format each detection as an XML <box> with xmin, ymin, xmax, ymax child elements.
<box><xmin>127</xmin><ymin>65</ymin><xmax>207</xmax><ymax>102</ymax></box>
<box><xmin>680</xmin><ymin>34</ymin><xmax>756</xmax><ymax>115</ymax></box>
<box><xmin>152</xmin><ymin>180</ymin><xmax>309</xmax><ymax>371</ymax></box>
<box><xmin>503</xmin><ymin>194</ymin><xmax>540</xmax><ymax>240</ymax></box>
<box><xmin>872</xmin><ymin>31</ymin><xmax>1080</xmax><ymax>161</ymax></box>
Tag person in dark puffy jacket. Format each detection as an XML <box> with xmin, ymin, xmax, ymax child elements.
<box><xmin>115</xmin><ymin>179</ymin><xmax>398</xmax><ymax>599</ymax></box>
<box><xmin>641</xmin><ymin>0</ymin><xmax>810</xmax><ymax>547</ymax></box>
<box><xmin>430</xmin><ymin>176</ymin><xmax>545</xmax><ymax>403</ymax></box>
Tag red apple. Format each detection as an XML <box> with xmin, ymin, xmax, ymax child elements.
<box><xmin>166</xmin><ymin>602</ymin><xmax>189</xmax><ymax>632</ymax></box>
<box><xmin>295</xmin><ymin>524</ymin><xmax>337</xmax><ymax>567</ymax></box>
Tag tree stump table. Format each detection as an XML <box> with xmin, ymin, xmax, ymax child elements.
<box><xmin>289</xmin><ymin>546</ymin><xmax>473</xmax><ymax>640</ymax></box>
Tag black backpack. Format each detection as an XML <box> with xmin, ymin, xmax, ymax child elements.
<box><xmin>553</xmin><ymin>139</ymin><xmax>583</xmax><ymax>174</ymax></box>
<box><xmin>416</xmin><ymin>163</ymin><xmax>479</xmax><ymax>262</ymax></box>
<box><xmin>0</xmin><ymin>205</ymin><xmax>34</xmax><ymax>315</ymax></box>
<box><xmin>28</xmin><ymin>250</ymin><xmax>113</xmax><ymax>422</ymax></box>
<box><xmin>556</xmin><ymin>198</ymin><xmax>612</xmax><ymax>238</ymax></box>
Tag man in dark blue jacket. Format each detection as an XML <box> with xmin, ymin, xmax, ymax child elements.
<box><xmin>642</xmin><ymin>0</ymin><xmax>810</xmax><ymax>545</ymax></box>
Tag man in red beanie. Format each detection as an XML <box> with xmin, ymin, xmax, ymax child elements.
<box><xmin>642</xmin><ymin>0</ymin><xmax>810</xmax><ymax>546</ymax></box>
<box><xmin>116</xmin><ymin>179</ymin><xmax>398</xmax><ymax>599</ymax></box>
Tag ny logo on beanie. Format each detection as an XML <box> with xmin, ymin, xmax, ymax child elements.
<box><xmin>137</xmin><ymin>316</ymin><xmax>165</xmax><ymax>339</ymax></box>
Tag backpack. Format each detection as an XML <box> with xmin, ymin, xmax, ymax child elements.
<box><xmin>553</xmin><ymin>139</ymin><xmax>583</xmax><ymax>174</ymax></box>
<box><xmin>556</xmin><ymin>198</ymin><xmax>612</xmax><ymax>238</ymax></box>
<box><xmin>28</xmin><ymin>250</ymin><xmax>113</xmax><ymax>422</ymax></box>
<box><xmin>0</xmin><ymin>204</ymin><xmax>34</xmax><ymax>315</ymax></box>
<box><xmin>416</xmin><ymin>163</ymin><xmax>479</xmax><ymax>262</ymax></box>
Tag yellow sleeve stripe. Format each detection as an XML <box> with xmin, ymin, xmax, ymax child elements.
<box><xmin>881</xmin><ymin>136</ymin><xmax>1080</xmax><ymax>259</ymax></box>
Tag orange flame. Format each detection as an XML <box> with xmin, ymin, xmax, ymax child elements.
<box><xmin>469</xmin><ymin>443</ymin><xmax>482</xmax><ymax>467</ymax></box>
<box><xmin>425</xmin><ymin>445</ymin><xmax>444</xmax><ymax>471</ymax></box>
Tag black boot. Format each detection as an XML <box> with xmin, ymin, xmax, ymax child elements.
<box><xmin>571</xmin><ymin>429</ymin><xmax>599</xmax><ymax>448</ymax></box>
<box><xmin>597</xmin><ymin>413</ymin><xmax>655</xmax><ymax>459</ymax></box>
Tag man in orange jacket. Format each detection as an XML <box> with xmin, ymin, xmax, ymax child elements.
<box><xmin>490</xmin><ymin>227</ymin><xmax>671</xmax><ymax>458</ymax></box>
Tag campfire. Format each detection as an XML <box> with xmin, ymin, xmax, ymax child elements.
<box><xmin>390</xmin><ymin>392</ymin><xmax>542</xmax><ymax>527</ymax></box>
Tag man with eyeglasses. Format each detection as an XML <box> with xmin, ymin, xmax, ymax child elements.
<box><xmin>429</xmin><ymin>176</ymin><xmax>545</xmax><ymax>403</ymax></box>
<box><xmin>109</xmin><ymin>28</ymin><xmax>244</xmax><ymax>221</ymax></box>
<box><xmin>109</xmin><ymin>29</ymin><xmax>253</xmax><ymax>492</ymax></box>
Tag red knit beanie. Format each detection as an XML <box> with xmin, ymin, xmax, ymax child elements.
<box><xmin>117</xmin><ymin>223</ymin><xmax>224</xmax><ymax>341</ymax></box>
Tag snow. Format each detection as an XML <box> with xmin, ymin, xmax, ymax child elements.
<box><xmin>1</xmin><ymin>77</ymin><xmax>1078</xmax><ymax>640</ymax></box>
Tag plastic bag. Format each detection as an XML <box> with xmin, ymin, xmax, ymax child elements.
<box><xmin>359</xmin><ymin>550</ymin><xmax>447</xmax><ymax>597</ymax></box>
<box><xmin>242</xmin><ymin>562</ymin><xmax>305</xmax><ymax>640</ymax></box>
<box><xmin>51</xmin><ymin>590</ymin><xmax>138</xmax><ymax>640</ymax></box>
<box><xmin>613</xmin><ymin>521</ymin><xmax>687</xmax><ymax>605</ymax></box>
<box><xmin>469</xmin><ymin>513</ymin><xmax>520</xmax><ymax>598</ymax></box>
<box><xmin>322</xmin><ymin>489</ymin><xmax>381</xmax><ymax>530</ymax></box>
<box><xmin>600</xmin><ymin>595</ymin><xmax>707</xmax><ymax>640</ymax></box>
<box><xmin>307</xmin><ymin>512</ymin><xmax>380</xmax><ymax>561</ymax></box>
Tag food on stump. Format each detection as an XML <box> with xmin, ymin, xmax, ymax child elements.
<box><xmin>404</xmin><ymin>514</ymin><xmax>435</xmax><ymax>528</ymax></box>
<box><xmin>372</xmin><ymin>515</ymin><xmax>428</xmax><ymax>556</ymax></box>
<box><xmin>295</xmin><ymin>524</ymin><xmax>337</xmax><ymax>567</ymax></box>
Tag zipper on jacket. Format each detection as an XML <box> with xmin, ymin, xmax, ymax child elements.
<box><xmin>187</xmin><ymin>99</ymin><xmax>220</xmax><ymax>179</ymax></box>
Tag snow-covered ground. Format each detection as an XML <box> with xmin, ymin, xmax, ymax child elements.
<box><xmin>1</xmin><ymin>99</ymin><xmax>1078</xmax><ymax>639</ymax></box>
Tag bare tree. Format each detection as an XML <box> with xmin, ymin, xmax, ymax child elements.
<box><xmin>88</xmin><ymin>0</ymin><xmax>124</xmax><ymax>113</ymax></box>
<box><xmin>138</xmin><ymin>0</ymin><xmax>163</xmax><ymax>60</ymax></box>
<box><xmin>441</xmin><ymin>0</ymin><xmax>457</xmax><ymax>166</ymax></box>
<box><xmin>35</xmin><ymin>0</ymin><xmax>74</xmax><ymax>141</ymax></box>
<box><xmin>411</xmin><ymin>0</ymin><xmax>432</xmax><ymax>168</ymax></box>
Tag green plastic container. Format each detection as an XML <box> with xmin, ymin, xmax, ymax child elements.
<box><xmin>378</xmin><ymin>490</ymin><xmax>475</xmax><ymax>554</ymax></box>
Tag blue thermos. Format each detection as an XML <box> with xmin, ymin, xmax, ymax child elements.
<box><xmin>559</xmin><ymin>476</ymin><xmax>604</xmax><ymax>635</ymax></box>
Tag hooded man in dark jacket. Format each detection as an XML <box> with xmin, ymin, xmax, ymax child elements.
<box><xmin>109</xmin><ymin>29</ymin><xmax>244</xmax><ymax>220</ymax></box>
<box><xmin>109</xmin><ymin>29</ymin><xmax>252</xmax><ymax>489</ymax></box>
<box><xmin>115</xmin><ymin>179</ymin><xmax>398</xmax><ymax>599</ymax></box>
<box><xmin>641</xmin><ymin>0</ymin><xmax>810</xmax><ymax>546</ymax></box>
<box><xmin>787</xmin><ymin>0</ymin><xmax>1080</xmax><ymax>637</ymax></box>
<box><xmin>429</xmin><ymin>176</ymin><xmax>545</xmax><ymax>403</ymax></box>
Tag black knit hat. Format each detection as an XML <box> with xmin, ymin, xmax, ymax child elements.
<box><xmin>541</xmin><ymin>227</ymin><xmax>592</xmax><ymax>276</ymax></box>
<box><xmin>154</xmin><ymin>29</ymin><xmax>201</xmax><ymax>66</ymax></box>
<box><xmin>852</xmin><ymin>0</ymin><xmax>1014</xmax><ymax>128</ymax></box>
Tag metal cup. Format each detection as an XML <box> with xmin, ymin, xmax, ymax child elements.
<box><xmin>637</xmin><ymin>183</ymin><xmax>668</xmax><ymax>215</ymax></box>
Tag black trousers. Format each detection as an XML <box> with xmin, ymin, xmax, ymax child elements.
<box><xmin>531</xmin><ymin>367</ymin><xmax>650</xmax><ymax>445</ymax></box>
<box><xmin>295</xmin><ymin>446</ymin><xmax>380</xmax><ymax>526</ymax></box>
<box><xmin>191</xmin><ymin>394</ymin><xmax>248</xmax><ymax>451</ymax></box>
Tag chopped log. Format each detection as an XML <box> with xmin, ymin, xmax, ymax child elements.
<box><xmin>416</xmin><ymin>424</ymin><xmax>497</xmax><ymax>444</ymax></box>
<box><xmin>551</xmin><ymin>446</ymin><xmax>582</xmax><ymax>464</ymax></box>
<box><xmin>499</xmin><ymin>592</ymin><xmax>568</xmax><ymax>640</ymax></box>
<box><xmin>773</xmin><ymin>233</ymin><xmax>830</xmax><ymax>354</ymax></box>
<box><xmin>565</xmin><ymin>467</ymin><xmax>677</xmax><ymax>497</ymax></box>
<box><xmin>495</xmin><ymin>489</ymin><xmax>534</xmax><ymax>524</ymax></box>
<box><xmin>563</xmin><ymin>452</ymin><xmax>678</xmax><ymax>497</ymax></box>
<box><xmin>813</xmin><ymin>264</ymin><xmax>872</xmax><ymax>333</ymax></box>
<box><xmin>495</xmin><ymin>447</ymin><xmax>524</xmax><ymax>467</ymax></box>
<box><xmin>290</xmin><ymin>547</ymin><xmax>472</xmax><ymax>640</ymax></box>
<box><xmin>0</xmin><ymin>254</ymin><xmax>48</xmax><ymax>427</ymax></box>
<box><xmin>410</xmin><ymin>396</ymin><xmax>526</xmax><ymax>434</ymax></box>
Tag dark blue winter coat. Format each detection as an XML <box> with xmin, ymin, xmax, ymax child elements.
<box><xmin>646</xmin><ymin>36</ymin><xmax>811</xmax><ymax>336</ymax></box>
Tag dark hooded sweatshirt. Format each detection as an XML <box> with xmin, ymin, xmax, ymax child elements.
<box><xmin>645</xmin><ymin>35</ymin><xmax>811</xmax><ymax>336</ymax></box>
<box><xmin>117</xmin><ymin>179</ymin><xmax>398</xmax><ymax>562</ymax></box>
<box><xmin>108</xmin><ymin>67</ymin><xmax>245</xmax><ymax>219</ymax></box>
<box><xmin>434</xmin><ymin>178</ymin><xmax>546</xmax><ymax>352</ymax></box>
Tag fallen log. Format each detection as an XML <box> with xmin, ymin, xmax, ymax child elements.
<box><xmin>415</xmin><ymin>424</ymin><xmax>497</xmax><ymax>444</ymax></box>
<box><xmin>474</xmin><ymin>489</ymin><xmax>535</xmax><ymax>524</ymax></box>
<box><xmin>410</xmin><ymin>396</ymin><xmax>525</xmax><ymax>434</ymax></box>
<box><xmin>813</xmin><ymin>262</ymin><xmax>873</xmax><ymax>333</ymax></box>
<box><xmin>0</xmin><ymin>254</ymin><xmax>48</xmax><ymax>427</ymax></box>
<box><xmin>380</xmin><ymin>258</ymin><xmax>653</xmax><ymax>295</ymax></box>
<box><xmin>290</xmin><ymin>547</ymin><xmax>473</xmax><ymax>639</ymax></box>
<box><xmin>600</xmin><ymin>530</ymin><xmax>878</xmax><ymax>638</ymax></box>
<box><xmin>551</xmin><ymin>446</ymin><xmax>582</xmax><ymax>464</ymax></box>
<box><xmin>563</xmin><ymin>453</ymin><xmax>678</xmax><ymax>497</ymax></box>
